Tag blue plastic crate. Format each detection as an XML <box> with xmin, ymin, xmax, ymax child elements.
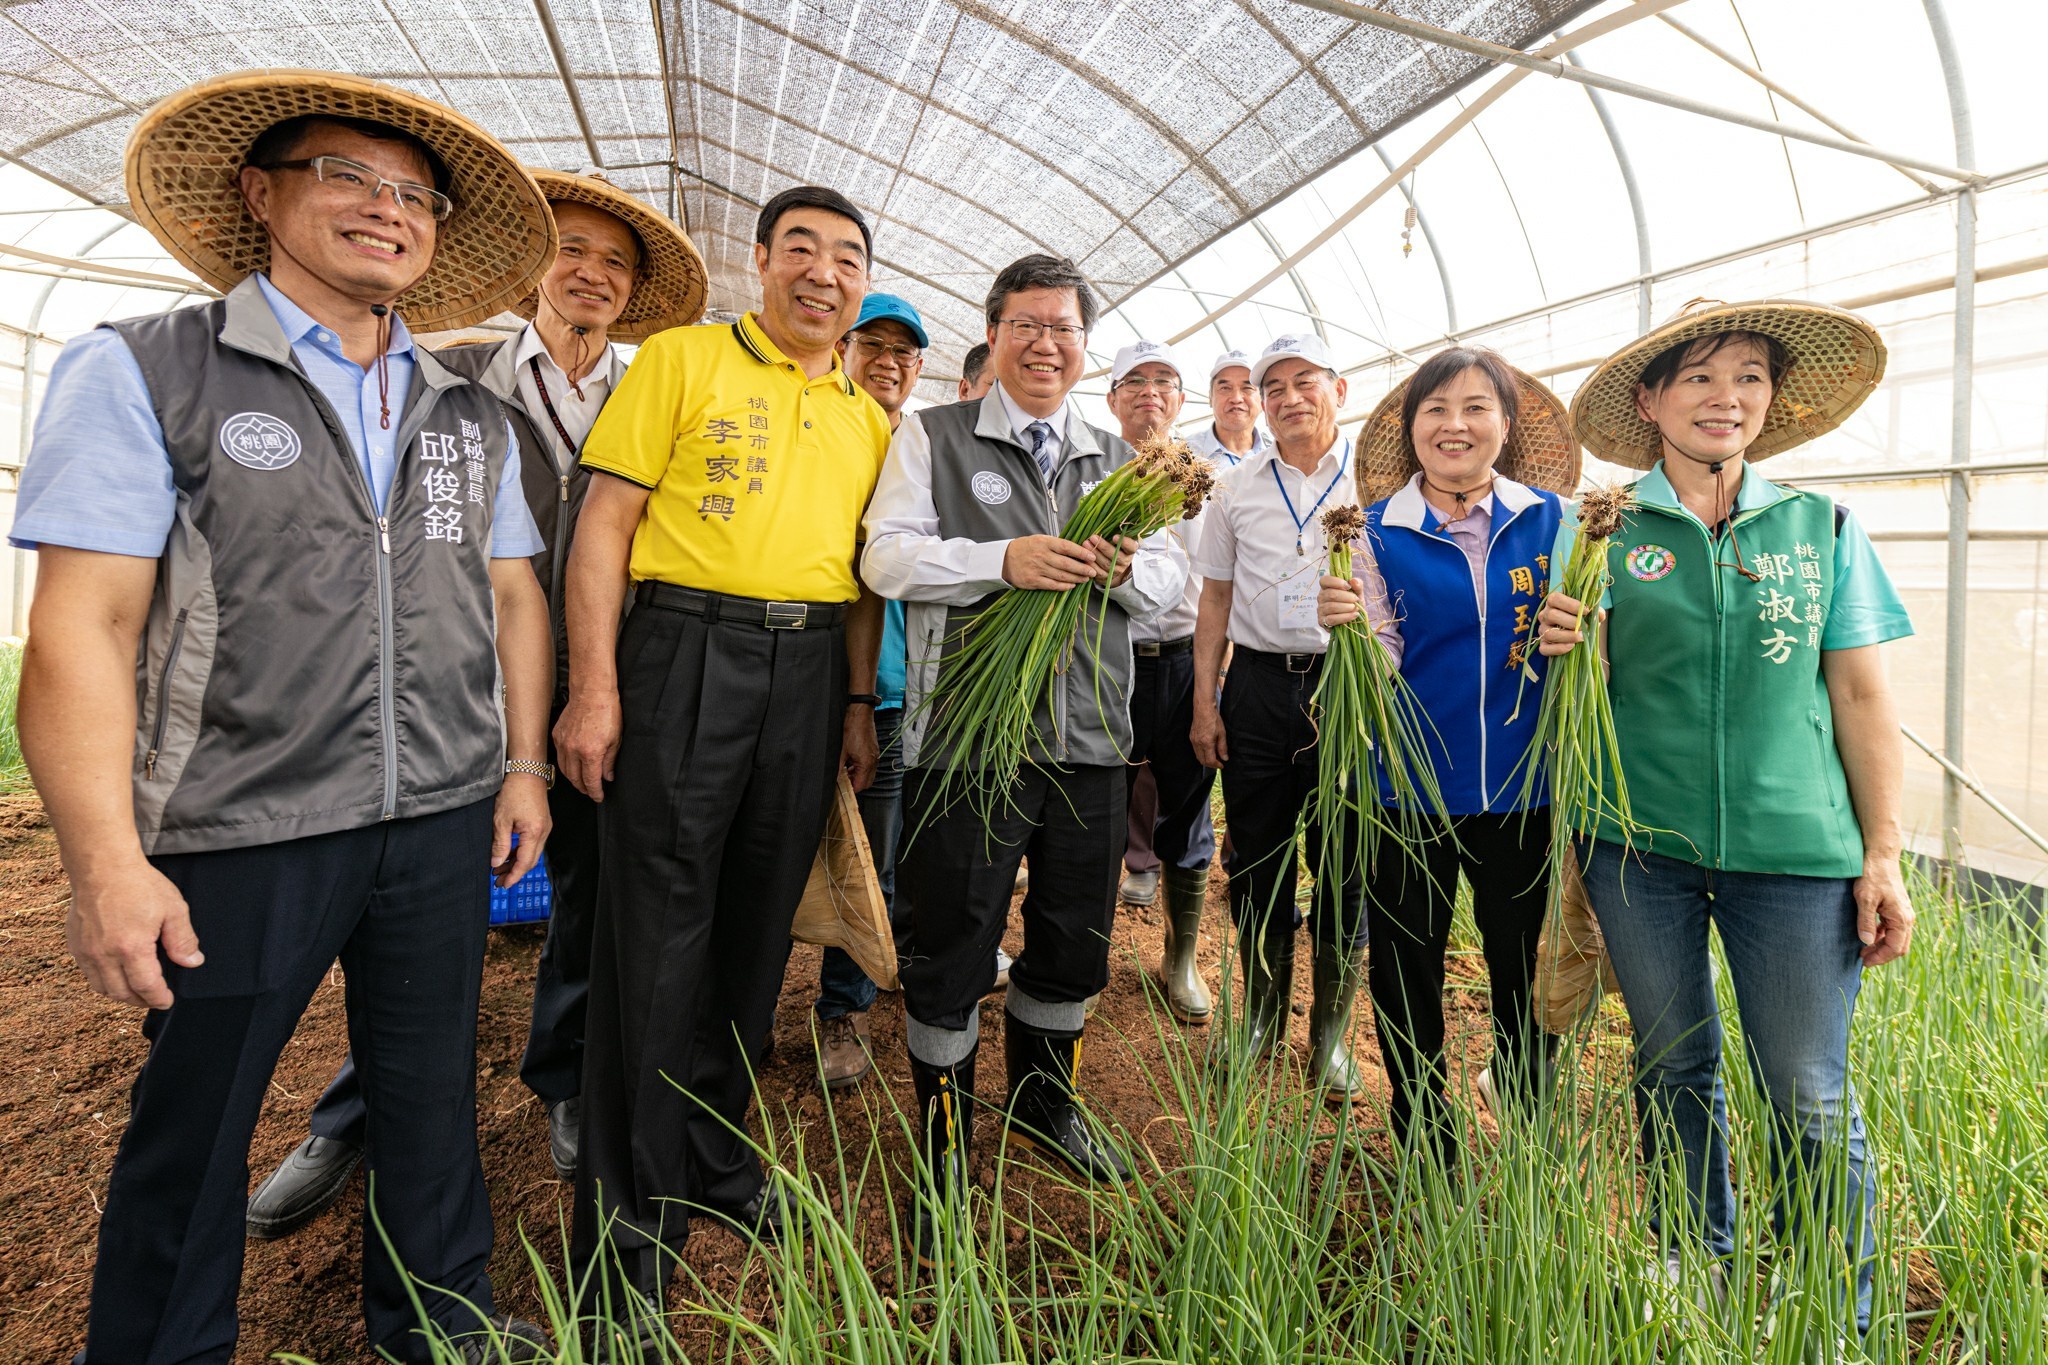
<box><xmin>489</xmin><ymin>852</ymin><xmax>553</xmax><ymax>926</ymax></box>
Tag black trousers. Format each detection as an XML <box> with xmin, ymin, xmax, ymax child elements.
<box><xmin>899</xmin><ymin>762</ymin><xmax>1124</xmax><ymax>1033</ymax></box>
<box><xmin>308</xmin><ymin>773</ymin><xmax>600</xmax><ymax>1142</ymax></box>
<box><xmin>1217</xmin><ymin>651</ymin><xmax>1365</xmax><ymax>951</ymax></box>
<box><xmin>83</xmin><ymin>801</ymin><xmax>495</xmax><ymax>1365</ymax></box>
<box><xmin>1366</xmin><ymin>812</ymin><xmax>1552</xmax><ymax>1150</ymax></box>
<box><xmin>571</xmin><ymin>600</ymin><xmax>844</xmax><ymax>1284</ymax></box>
<box><xmin>1126</xmin><ymin>645</ymin><xmax>1217</xmax><ymax>875</ymax></box>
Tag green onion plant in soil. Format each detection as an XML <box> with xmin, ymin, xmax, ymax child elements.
<box><xmin>335</xmin><ymin>863</ymin><xmax>2040</xmax><ymax>1364</ymax></box>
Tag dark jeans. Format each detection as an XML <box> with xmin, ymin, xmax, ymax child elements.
<box><xmin>1217</xmin><ymin>651</ymin><xmax>1365</xmax><ymax>953</ymax></box>
<box><xmin>1580</xmin><ymin>839</ymin><xmax>1877</xmax><ymax>1331</ymax></box>
<box><xmin>83</xmin><ymin>802</ymin><xmax>496</xmax><ymax>1364</ymax></box>
<box><xmin>1366</xmin><ymin>812</ymin><xmax>1552</xmax><ymax>1157</ymax></box>
<box><xmin>816</xmin><ymin>706</ymin><xmax>906</xmax><ymax>1019</ymax></box>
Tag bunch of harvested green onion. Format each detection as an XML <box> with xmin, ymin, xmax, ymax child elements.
<box><xmin>915</xmin><ymin>434</ymin><xmax>1214</xmax><ymax>823</ymax></box>
<box><xmin>1310</xmin><ymin>504</ymin><xmax>1451</xmax><ymax>883</ymax></box>
<box><xmin>1509</xmin><ymin>482</ymin><xmax>1642</xmax><ymax>855</ymax></box>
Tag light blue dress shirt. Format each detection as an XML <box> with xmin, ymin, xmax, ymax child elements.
<box><xmin>10</xmin><ymin>273</ymin><xmax>541</xmax><ymax>559</ymax></box>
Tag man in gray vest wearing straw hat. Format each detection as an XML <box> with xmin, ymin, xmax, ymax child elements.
<box><xmin>11</xmin><ymin>71</ymin><xmax>559</xmax><ymax>1363</ymax></box>
<box><xmin>247</xmin><ymin>168</ymin><xmax>708</xmax><ymax>1236</ymax></box>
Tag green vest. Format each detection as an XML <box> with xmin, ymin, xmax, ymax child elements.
<box><xmin>1595</xmin><ymin>473</ymin><xmax>1862</xmax><ymax>876</ymax></box>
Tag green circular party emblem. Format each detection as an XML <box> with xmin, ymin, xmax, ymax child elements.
<box><xmin>1625</xmin><ymin>544</ymin><xmax>1676</xmax><ymax>582</ymax></box>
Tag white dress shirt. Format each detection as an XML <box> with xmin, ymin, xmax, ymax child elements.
<box><xmin>510</xmin><ymin>323</ymin><xmax>616</xmax><ymax>459</ymax></box>
<box><xmin>1193</xmin><ymin>432</ymin><xmax>1360</xmax><ymax>655</ymax></box>
<box><xmin>1133</xmin><ymin>427</ymin><xmax>1262</xmax><ymax>645</ymax></box>
<box><xmin>862</xmin><ymin>385</ymin><xmax>1185</xmax><ymax>622</ymax></box>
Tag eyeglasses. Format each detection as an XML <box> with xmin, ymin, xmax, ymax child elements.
<box><xmin>996</xmin><ymin>318</ymin><xmax>1087</xmax><ymax>347</ymax></box>
<box><xmin>850</xmin><ymin>336</ymin><xmax>924</xmax><ymax>365</ymax></box>
<box><xmin>1112</xmin><ymin>375</ymin><xmax>1183</xmax><ymax>394</ymax></box>
<box><xmin>258</xmin><ymin>155</ymin><xmax>453</xmax><ymax>222</ymax></box>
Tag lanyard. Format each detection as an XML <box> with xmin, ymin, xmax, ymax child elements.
<box><xmin>527</xmin><ymin>356</ymin><xmax>582</xmax><ymax>458</ymax></box>
<box><xmin>1271</xmin><ymin>457</ymin><xmax>1345</xmax><ymax>555</ymax></box>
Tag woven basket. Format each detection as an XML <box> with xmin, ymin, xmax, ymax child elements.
<box><xmin>1570</xmin><ymin>298</ymin><xmax>1887</xmax><ymax>470</ymax></box>
<box><xmin>515</xmin><ymin>169</ymin><xmax>708</xmax><ymax>342</ymax></box>
<box><xmin>125</xmin><ymin>69</ymin><xmax>555</xmax><ymax>332</ymax></box>
<box><xmin>1357</xmin><ymin>361</ymin><xmax>1580</xmax><ymax>503</ymax></box>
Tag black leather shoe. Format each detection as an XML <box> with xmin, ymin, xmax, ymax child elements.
<box><xmin>713</xmin><ymin>1180</ymin><xmax>801</xmax><ymax>1247</ymax></box>
<box><xmin>1000</xmin><ymin>1014</ymin><xmax>1129</xmax><ymax>1183</ymax></box>
<box><xmin>451</xmin><ymin>1315</ymin><xmax>548</xmax><ymax>1363</ymax></box>
<box><xmin>908</xmin><ymin>1046</ymin><xmax>976</xmax><ymax>1268</ymax></box>
<box><xmin>548</xmin><ymin>1096</ymin><xmax>580</xmax><ymax>1180</ymax></box>
<box><xmin>246</xmin><ymin>1135</ymin><xmax>363</xmax><ymax>1240</ymax></box>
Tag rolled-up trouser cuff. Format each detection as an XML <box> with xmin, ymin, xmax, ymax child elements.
<box><xmin>1006</xmin><ymin>981</ymin><xmax>1086</xmax><ymax>1036</ymax></box>
<box><xmin>907</xmin><ymin>1010</ymin><xmax>980</xmax><ymax>1068</ymax></box>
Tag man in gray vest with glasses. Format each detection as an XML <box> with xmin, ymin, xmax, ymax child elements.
<box><xmin>863</xmin><ymin>254</ymin><xmax>1187</xmax><ymax>1265</ymax></box>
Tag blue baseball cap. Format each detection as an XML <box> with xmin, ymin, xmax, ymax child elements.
<box><xmin>849</xmin><ymin>292</ymin><xmax>928</xmax><ymax>348</ymax></box>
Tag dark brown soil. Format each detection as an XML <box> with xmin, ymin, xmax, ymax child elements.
<box><xmin>0</xmin><ymin>798</ymin><xmax>1506</xmax><ymax>1363</ymax></box>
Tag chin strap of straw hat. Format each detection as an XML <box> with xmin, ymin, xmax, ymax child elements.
<box><xmin>368</xmin><ymin>304</ymin><xmax>393</xmax><ymax>430</ymax></box>
<box><xmin>1422</xmin><ymin>471</ymin><xmax>1494</xmax><ymax>513</ymax></box>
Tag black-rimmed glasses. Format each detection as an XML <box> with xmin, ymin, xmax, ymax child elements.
<box><xmin>258</xmin><ymin>155</ymin><xmax>454</xmax><ymax>222</ymax></box>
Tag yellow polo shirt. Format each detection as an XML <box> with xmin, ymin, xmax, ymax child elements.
<box><xmin>580</xmin><ymin>313</ymin><xmax>891</xmax><ymax>603</ymax></box>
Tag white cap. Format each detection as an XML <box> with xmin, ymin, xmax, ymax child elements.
<box><xmin>1209</xmin><ymin>349</ymin><xmax>1254</xmax><ymax>383</ymax></box>
<box><xmin>1109</xmin><ymin>339</ymin><xmax>1183</xmax><ymax>386</ymax></box>
<box><xmin>1249</xmin><ymin>332</ymin><xmax>1337</xmax><ymax>388</ymax></box>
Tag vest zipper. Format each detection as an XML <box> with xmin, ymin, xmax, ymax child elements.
<box><xmin>375</xmin><ymin>514</ymin><xmax>398</xmax><ymax>819</ymax></box>
<box><xmin>142</xmin><ymin>608</ymin><xmax>190</xmax><ymax>779</ymax></box>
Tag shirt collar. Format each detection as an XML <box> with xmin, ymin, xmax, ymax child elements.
<box><xmin>1386</xmin><ymin>470</ymin><xmax>1542</xmax><ymax>533</ymax></box>
<box><xmin>1636</xmin><ymin>458</ymin><xmax>1790</xmax><ymax>521</ymax></box>
<box><xmin>254</xmin><ymin>272</ymin><xmax>413</xmax><ymax>358</ymax></box>
<box><xmin>1249</xmin><ymin>431</ymin><xmax>1347</xmax><ymax>479</ymax></box>
<box><xmin>995</xmin><ymin>380</ymin><xmax>1069</xmax><ymax>444</ymax></box>
<box><xmin>733</xmin><ymin>311</ymin><xmax>857</xmax><ymax>396</ymax></box>
<box><xmin>512</xmin><ymin>321</ymin><xmax>615</xmax><ymax>391</ymax></box>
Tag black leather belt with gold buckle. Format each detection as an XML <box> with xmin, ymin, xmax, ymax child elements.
<box><xmin>1133</xmin><ymin>636</ymin><xmax>1194</xmax><ymax>658</ymax></box>
<box><xmin>1239</xmin><ymin>646</ymin><xmax>1323</xmax><ymax>675</ymax></box>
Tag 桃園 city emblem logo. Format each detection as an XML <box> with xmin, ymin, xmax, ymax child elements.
<box><xmin>218</xmin><ymin>412</ymin><xmax>303</xmax><ymax>471</ymax></box>
<box><xmin>971</xmin><ymin>471</ymin><xmax>1012</xmax><ymax>506</ymax></box>
<box><xmin>1625</xmin><ymin>544</ymin><xmax>1676</xmax><ymax>581</ymax></box>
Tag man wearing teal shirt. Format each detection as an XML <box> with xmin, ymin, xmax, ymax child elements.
<box><xmin>1539</xmin><ymin>301</ymin><xmax>1913</xmax><ymax>1337</ymax></box>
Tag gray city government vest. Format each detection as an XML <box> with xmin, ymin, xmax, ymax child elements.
<box><xmin>435</xmin><ymin>336</ymin><xmax>628</xmax><ymax>704</ymax></box>
<box><xmin>107</xmin><ymin>275</ymin><xmax>513</xmax><ymax>855</ymax></box>
<box><xmin>900</xmin><ymin>391</ymin><xmax>1138</xmax><ymax>771</ymax></box>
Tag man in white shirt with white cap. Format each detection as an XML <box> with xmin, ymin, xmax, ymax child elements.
<box><xmin>1186</xmin><ymin>348</ymin><xmax>1268</xmax><ymax>467</ymax></box>
<box><xmin>1190</xmin><ymin>333</ymin><xmax>1375</xmax><ymax>1104</ymax></box>
<box><xmin>1104</xmin><ymin>340</ymin><xmax>1221</xmax><ymax>1025</ymax></box>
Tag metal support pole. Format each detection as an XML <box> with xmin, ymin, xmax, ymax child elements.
<box><xmin>1372</xmin><ymin>144</ymin><xmax>1458</xmax><ymax>334</ymax></box>
<box><xmin>1568</xmin><ymin>51</ymin><xmax>1652</xmax><ymax>333</ymax></box>
<box><xmin>1925</xmin><ymin>0</ymin><xmax>1975</xmax><ymax>877</ymax></box>
<box><xmin>533</xmin><ymin>0</ymin><xmax>605</xmax><ymax>169</ymax></box>
<box><xmin>1288</xmin><ymin>0</ymin><xmax>1981</xmax><ymax>183</ymax></box>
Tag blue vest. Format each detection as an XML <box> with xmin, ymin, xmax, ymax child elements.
<box><xmin>1363</xmin><ymin>479</ymin><xmax>1563</xmax><ymax>814</ymax></box>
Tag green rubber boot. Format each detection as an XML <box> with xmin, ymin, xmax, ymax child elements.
<box><xmin>1308</xmin><ymin>942</ymin><xmax>1368</xmax><ymax>1105</ymax></box>
<box><xmin>1160</xmin><ymin>868</ymin><xmax>1212</xmax><ymax>1024</ymax></box>
<box><xmin>1237</xmin><ymin>928</ymin><xmax>1294</xmax><ymax>1059</ymax></box>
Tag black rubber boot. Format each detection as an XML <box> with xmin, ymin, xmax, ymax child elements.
<box><xmin>1161</xmin><ymin>868</ymin><xmax>1212</xmax><ymax>1024</ymax></box>
<box><xmin>909</xmin><ymin>1047</ymin><xmax>976</xmax><ymax>1268</ymax></box>
<box><xmin>1308</xmin><ymin>942</ymin><xmax>1369</xmax><ymax>1105</ymax></box>
<box><xmin>1001</xmin><ymin>1015</ymin><xmax>1130</xmax><ymax>1183</ymax></box>
<box><xmin>1237</xmin><ymin>928</ymin><xmax>1295</xmax><ymax>1059</ymax></box>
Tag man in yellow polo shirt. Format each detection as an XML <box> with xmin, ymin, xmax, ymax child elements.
<box><xmin>554</xmin><ymin>184</ymin><xmax>888</xmax><ymax>1321</ymax></box>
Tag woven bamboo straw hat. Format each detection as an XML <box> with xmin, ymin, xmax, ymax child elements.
<box><xmin>516</xmin><ymin>168</ymin><xmax>708</xmax><ymax>341</ymax></box>
<box><xmin>125</xmin><ymin>69</ymin><xmax>555</xmax><ymax>332</ymax></box>
<box><xmin>1569</xmin><ymin>298</ymin><xmax>1887</xmax><ymax>470</ymax></box>
<box><xmin>1357</xmin><ymin>358</ymin><xmax>1580</xmax><ymax>503</ymax></box>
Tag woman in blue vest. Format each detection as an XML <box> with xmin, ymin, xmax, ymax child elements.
<box><xmin>1317</xmin><ymin>346</ymin><xmax>1579</xmax><ymax>1162</ymax></box>
<box><xmin>1537</xmin><ymin>301</ymin><xmax>1913</xmax><ymax>1333</ymax></box>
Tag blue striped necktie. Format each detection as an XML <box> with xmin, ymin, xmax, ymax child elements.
<box><xmin>1025</xmin><ymin>421</ymin><xmax>1055</xmax><ymax>485</ymax></box>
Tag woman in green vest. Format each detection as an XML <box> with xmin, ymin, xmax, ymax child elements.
<box><xmin>1537</xmin><ymin>300</ymin><xmax>1915</xmax><ymax>1335</ymax></box>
